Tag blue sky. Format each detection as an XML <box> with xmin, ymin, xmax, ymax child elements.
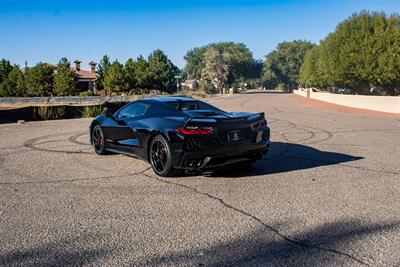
<box><xmin>1</xmin><ymin>0</ymin><xmax>399</xmax><ymax>68</ymax></box>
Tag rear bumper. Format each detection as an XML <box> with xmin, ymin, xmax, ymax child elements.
<box><xmin>173</xmin><ymin>141</ymin><xmax>270</xmax><ymax>170</ymax></box>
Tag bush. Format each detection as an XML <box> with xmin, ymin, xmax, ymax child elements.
<box><xmin>79</xmin><ymin>91</ymin><xmax>93</xmax><ymax>97</ymax></box>
<box><xmin>276</xmin><ymin>83</ymin><xmax>286</xmax><ymax>92</ymax></box>
<box><xmin>82</xmin><ymin>105</ymin><xmax>103</xmax><ymax>118</ymax></box>
<box><xmin>128</xmin><ymin>89</ymin><xmax>138</xmax><ymax>96</ymax></box>
<box><xmin>192</xmin><ymin>91</ymin><xmax>206</xmax><ymax>98</ymax></box>
<box><xmin>198</xmin><ymin>80</ymin><xmax>217</xmax><ymax>94</ymax></box>
<box><xmin>35</xmin><ymin>106</ymin><xmax>66</xmax><ymax>120</ymax></box>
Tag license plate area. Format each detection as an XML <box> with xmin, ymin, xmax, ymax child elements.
<box><xmin>227</xmin><ymin>129</ymin><xmax>245</xmax><ymax>141</ymax></box>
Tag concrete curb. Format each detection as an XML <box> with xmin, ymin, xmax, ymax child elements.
<box><xmin>294</xmin><ymin>89</ymin><xmax>400</xmax><ymax>114</ymax></box>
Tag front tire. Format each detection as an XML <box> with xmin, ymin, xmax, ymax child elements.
<box><xmin>149</xmin><ymin>135</ymin><xmax>180</xmax><ymax>177</ymax></box>
<box><xmin>91</xmin><ymin>124</ymin><xmax>107</xmax><ymax>155</ymax></box>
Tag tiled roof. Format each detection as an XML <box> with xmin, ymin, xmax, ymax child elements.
<box><xmin>73</xmin><ymin>69</ymin><xmax>99</xmax><ymax>80</ymax></box>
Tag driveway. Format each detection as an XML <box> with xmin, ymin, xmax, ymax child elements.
<box><xmin>0</xmin><ymin>93</ymin><xmax>399</xmax><ymax>266</ymax></box>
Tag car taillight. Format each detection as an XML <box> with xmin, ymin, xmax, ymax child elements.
<box><xmin>177</xmin><ymin>126</ymin><xmax>214</xmax><ymax>135</ymax></box>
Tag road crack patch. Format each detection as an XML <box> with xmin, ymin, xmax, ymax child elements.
<box><xmin>143</xmin><ymin>172</ymin><xmax>369</xmax><ymax>265</ymax></box>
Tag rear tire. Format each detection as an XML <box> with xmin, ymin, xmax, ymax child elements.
<box><xmin>91</xmin><ymin>124</ymin><xmax>108</xmax><ymax>155</ymax></box>
<box><xmin>149</xmin><ymin>135</ymin><xmax>181</xmax><ymax>177</ymax></box>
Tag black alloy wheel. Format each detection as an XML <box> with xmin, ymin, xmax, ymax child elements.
<box><xmin>149</xmin><ymin>135</ymin><xmax>178</xmax><ymax>177</ymax></box>
<box><xmin>92</xmin><ymin>124</ymin><xmax>107</xmax><ymax>155</ymax></box>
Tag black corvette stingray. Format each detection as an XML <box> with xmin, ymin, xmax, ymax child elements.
<box><xmin>90</xmin><ymin>97</ymin><xmax>270</xmax><ymax>176</ymax></box>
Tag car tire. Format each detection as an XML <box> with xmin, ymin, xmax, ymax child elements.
<box><xmin>91</xmin><ymin>124</ymin><xmax>108</xmax><ymax>155</ymax></box>
<box><xmin>149</xmin><ymin>135</ymin><xmax>180</xmax><ymax>177</ymax></box>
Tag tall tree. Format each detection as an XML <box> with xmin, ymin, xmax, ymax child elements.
<box><xmin>300</xmin><ymin>11</ymin><xmax>400</xmax><ymax>95</ymax></box>
<box><xmin>53</xmin><ymin>58</ymin><xmax>75</xmax><ymax>96</ymax></box>
<box><xmin>124</xmin><ymin>58</ymin><xmax>137</xmax><ymax>90</ymax></box>
<box><xmin>0</xmin><ymin>59</ymin><xmax>13</xmax><ymax>85</ymax></box>
<box><xmin>184</xmin><ymin>42</ymin><xmax>261</xmax><ymax>88</ymax></box>
<box><xmin>133</xmin><ymin>55</ymin><xmax>150</xmax><ymax>90</ymax></box>
<box><xmin>103</xmin><ymin>60</ymin><xmax>126</xmax><ymax>95</ymax></box>
<box><xmin>184</xmin><ymin>47</ymin><xmax>208</xmax><ymax>79</ymax></box>
<box><xmin>0</xmin><ymin>66</ymin><xmax>26</xmax><ymax>97</ymax></box>
<box><xmin>96</xmin><ymin>55</ymin><xmax>111</xmax><ymax>90</ymax></box>
<box><xmin>211</xmin><ymin>42</ymin><xmax>256</xmax><ymax>85</ymax></box>
<box><xmin>263</xmin><ymin>40</ymin><xmax>315</xmax><ymax>89</ymax></box>
<box><xmin>25</xmin><ymin>63</ymin><xmax>54</xmax><ymax>96</ymax></box>
<box><xmin>147</xmin><ymin>49</ymin><xmax>178</xmax><ymax>93</ymax></box>
<box><xmin>202</xmin><ymin>47</ymin><xmax>230</xmax><ymax>94</ymax></box>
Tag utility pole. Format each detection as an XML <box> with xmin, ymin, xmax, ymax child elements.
<box><xmin>174</xmin><ymin>75</ymin><xmax>182</xmax><ymax>93</ymax></box>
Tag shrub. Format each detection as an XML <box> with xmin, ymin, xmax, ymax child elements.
<box><xmin>276</xmin><ymin>83</ymin><xmax>286</xmax><ymax>92</ymax></box>
<box><xmin>192</xmin><ymin>91</ymin><xmax>206</xmax><ymax>98</ymax></box>
<box><xmin>198</xmin><ymin>80</ymin><xmax>217</xmax><ymax>94</ymax></box>
<box><xmin>82</xmin><ymin>105</ymin><xmax>103</xmax><ymax>118</ymax></box>
<box><xmin>35</xmin><ymin>106</ymin><xmax>66</xmax><ymax>120</ymax></box>
<box><xmin>79</xmin><ymin>91</ymin><xmax>93</xmax><ymax>97</ymax></box>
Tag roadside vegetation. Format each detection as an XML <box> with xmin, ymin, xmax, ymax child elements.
<box><xmin>184</xmin><ymin>42</ymin><xmax>263</xmax><ymax>93</ymax></box>
<box><xmin>263</xmin><ymin>40</ymin><xmax>315</xmax><ymax>90</ymax></box>
<box><xmin>0</xmin><ymin>11</ymin><xmax>399</xmax><ymax>97</ymax></box>
<box><xmin>300</xmin><ymin>11</ymin><xmax>400</xmax><ymax>96</ymax></box>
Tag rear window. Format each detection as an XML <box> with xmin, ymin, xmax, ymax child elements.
<box><xmin>166</xmin><ymin>101</ymin><xmax>220</xmax><ymax>111</ymax></box>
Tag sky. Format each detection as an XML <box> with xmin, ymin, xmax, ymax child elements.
<box><xmin>1</xmin><ymin>0</ymin><xmax>399</xmax><ymax>69</ymax></box>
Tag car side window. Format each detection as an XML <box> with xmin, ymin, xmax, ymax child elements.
<box><xmin>118</xmin><ymin>103</ymin><xmax>149</xmax><ymax>118</ymax></box>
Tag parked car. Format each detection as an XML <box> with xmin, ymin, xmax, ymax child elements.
<box><xmin>89</xmin><ymin>97</ymin><xmax>270</xmax><ymax>176</ymax></box>
<box><xmin>331</xmin><ymin>87</ymin><xmax>352</xmax><ymax>94</ymax></box>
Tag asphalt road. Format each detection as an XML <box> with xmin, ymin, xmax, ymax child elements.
<box><xmin>1</xmin><ymin>93</ymin><xmax>400</xmax><ymax>266</ymax></box>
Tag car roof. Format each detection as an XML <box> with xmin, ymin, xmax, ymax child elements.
<box><xmin>142</xmin><ymin>96</ymin><xmax>196</xmax><ymax>103</ymax></box>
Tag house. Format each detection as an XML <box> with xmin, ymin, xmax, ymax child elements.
<box><xmin>181</xmin><ymin>79</ymin><xmax>199</xmax><ymax>90</ymax></box>
<box><xmin>73</xmin><ymin>60</ymin><xmax>99</xmax><ymax>93</ymax></box>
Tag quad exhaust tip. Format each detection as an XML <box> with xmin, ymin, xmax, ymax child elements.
<box><xmin>183</xmin><ymin>157</ymin><xmax>212</xmax><ymax>169</ymax></box>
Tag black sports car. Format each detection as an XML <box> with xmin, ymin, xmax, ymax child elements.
<box><xmin>90</xmin><ymin>97</ymin><xmax>270</xmax><ymax>176</ymax></box>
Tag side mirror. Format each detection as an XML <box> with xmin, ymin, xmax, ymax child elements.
<box><xmin>104</xmin><ymin>110</ymin><xmax>114</xmax><ymax>118</ymax></box>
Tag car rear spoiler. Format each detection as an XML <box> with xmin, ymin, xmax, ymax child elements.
<box><xmin>187</xmin><ymin>112</ymin><xmax>265</xmax><ymax>124</ymax></box>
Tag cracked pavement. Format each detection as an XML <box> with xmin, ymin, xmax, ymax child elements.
<box><xmin>0</xmin><ymin>93</ymin><xmax>400</xmax><ymax>266</ymax></box>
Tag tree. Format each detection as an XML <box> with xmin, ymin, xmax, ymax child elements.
<box><xmin>124</xmin><ymin>58</ymin><xmax>137</xmax><ymax>90</ymax></box>
<box><xmin>300</xmin><ymin>11</ymin><xmax>400</xmax><ymax>95</ymax></box>
<box><xmin>184</xmin><ymin>46</ymin><xmax>208</xmax><ymax>79</ymax></box>
<box><xmin>211</xmin><ymin>42</ymin><xmax>257</xmax><ymax>85</ymax></box>
<box><xmin>0</xmin><ymin>59</ymin><xmax>13</xmax><ymax>85</ymax></box>
<box><xmin>103</xmin><ymin>60</ymin><xmax>126</xmax><ymax>95</ymax></box>
<box><xmin>53</xmin><ymin>58</ymin><xmax>75</xmax><ymax>96</ymax></box>
<box><xmin>134</xmin><ymin>55</ymin><xmax>150</xmax><ymax>90</ymax></box>
<box><xmin>202</xmin><ymin>47</ymin><xmax>230</xmax><ymax>94</ymax></box>
<box><xmin>184</xmin><ymin>42</ymin><xmax>261</xmax><ymax>88</ymax></box>
<box><xmin>0</xmin><ymin>66</ymin><xmax>26</xmax><ymax>97</ymax></box>
<box><xmin>25</xmin><ymin>63</ymin><xmax>54</xmax><ymax>96</ymax></box>
<box><xmin>147</xmin><ymin>49</ymin><xmax>179</xmax><ymax>93</ymax></box>
<box><xmin>263</xmin><ymin>40</ymin><xmax>315</xmax><ymax>89</ymax></box>
<box><xmin>96</xmin><ymin>55</ymin><xmax>111</xmax><ymax>90</ymax></box>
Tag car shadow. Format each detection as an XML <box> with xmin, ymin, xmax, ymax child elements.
<box><xmin>207</xmin><ymin>141</ymin><xmax>363</xmax><ymax>177</ymax></box>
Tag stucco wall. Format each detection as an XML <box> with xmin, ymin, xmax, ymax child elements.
<box><xmin>293</xmin><ymin>89</ymin><xmax>400</xmax><ymax>114</ymax></box>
